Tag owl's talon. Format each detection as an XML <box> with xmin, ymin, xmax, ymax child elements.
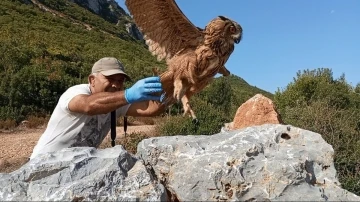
<box><xmin>173</xmin><ymin>91</ymin><xmax>181</xmax><ymax>102</ymax></box>
<box><xmin>192</xmin><ymin>118</ymin><xmax>200</xmax><ymax>126</ymax></box>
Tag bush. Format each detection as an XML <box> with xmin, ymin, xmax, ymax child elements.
<box><xmin>115</xmin><ymin>116</ymin><xmax>155</xmax><ymax>127</ymax></box>
<box><xmin>0</xmin><ymin>107</ymin><xmax>22</xmax><ymax>124</ymax></box>
<box><xmin>156</xmin><ymin>96</ymin><xmax>230</xmax><ymax>136</ymax></box>
<box><xmin>274</xmin><ymin>68</ymin><xmax>360</xmax><ymax>194</ymax></box>
<box><xmin>26</xmin><ymin>115</ymin><xmax>50</xmax><ymax>129</ymax></box>
<box><xmin>120</xmin><ymin>132</ymin><xmax>151</xmax><ymax>154</ymax></box>
<box><xmin>0</xmin><ymin>119</ymin><xmax>17</xmax><ymax>130</ymax></box>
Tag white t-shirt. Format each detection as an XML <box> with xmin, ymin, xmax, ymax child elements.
<box><xmin>30</xmin><ymin>84</ymin><xmax>130</xmax><ymax>159</ymax></box>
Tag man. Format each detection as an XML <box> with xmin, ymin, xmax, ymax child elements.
<box><xmin>30</xmin><ymin>57</ymin><xmax>165</xmax><ymax>159</ymax></box>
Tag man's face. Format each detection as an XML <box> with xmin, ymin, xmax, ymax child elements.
<box><xmin>90</xmin><ymin>73</ymin><xmax>126</xmax><ymax>93</ymax></box>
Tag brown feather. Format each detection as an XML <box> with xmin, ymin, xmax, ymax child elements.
<box><xmin>126</xmin><ymin>0</ymin><xmax>203</xmax><ymax>61</ymax></box>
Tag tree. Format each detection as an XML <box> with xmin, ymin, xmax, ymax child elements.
<box><xmin>204</xmin><ymin>77</ymin><xmax>233</xmax><ymax>116</ymax></box>
<box><xmin>275</xmin><ymin>68</ymin><xmax>352</xmax><ymax>111</ymax></box>
<box><xmin>355</xmin><ymin>83</ymin><xmax>360</xmax><ymax>94</ymax></box>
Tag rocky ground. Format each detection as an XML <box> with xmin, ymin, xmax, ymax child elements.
<box><xmin>0</xmin><ymin>125</ymin><xmax>156</xmax><ymax>173</ymax></box>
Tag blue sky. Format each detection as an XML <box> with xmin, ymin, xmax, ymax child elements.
<box><xmin>116</xmin><ymin>0</ymin><xmax>360</xmax><ymax>93</ymax></box>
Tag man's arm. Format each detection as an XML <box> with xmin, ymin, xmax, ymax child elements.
<box><xmin>68</xmin><ymin>76</ymin><xmax>164</xmax><ymax>116</ymax></box>
<box><xmin>69</xmin><ymin>92</ymin><xmax>167</xmax><ymax>117</ymax></box>
<box><xmin>126</xmin><ymin>100</ymin><xmax>166</xmax><ymax>117</ymax></box>
<box><xmin>69</xmin><ymin>91</ymin><xmax>128</xmax><ymax>115</ymax></box>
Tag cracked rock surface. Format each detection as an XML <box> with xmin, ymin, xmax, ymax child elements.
<box><xmin>1</xmin><ymin>124</ymin><xmax>359</xmax><ymax>201</ymax></box>
<box><xmin>0</xmin><ymin>146</ymin><xmax>166</xmax><ymax>201</ymax></box>
<box><xmin>137</xmin><ymin>124</ymin><xmax>360</xmax><ymax>201</ymax></box>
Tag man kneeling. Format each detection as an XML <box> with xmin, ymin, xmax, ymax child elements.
<box><xmin>30</xmin><ymin>57</ymin><xmax>165</xmax><ymax>159</ymax></box>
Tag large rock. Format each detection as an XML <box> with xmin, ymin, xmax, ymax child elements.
<box><xmin>125</xmin><ymin>22</ymin><xmax>144</xmax><ymax>41</ymax></box>
<box><xmin>232</xmin><ymin>94</ymin><xmax>283</xmax><ymax>130</ymax></box>
<box><xmin>137</xmin><ymin>124</ymin><xmax>359</xmax><ymax>201</ymax></box>
<box><xmin>1</xmin><ymin>124</ymin><xmax>359</xmax><ymax>201</ymax></box>
<box><xmin>70</xmin><ymin>0</ymin><xmax>128</xmax><ymax>23</ymax></box>
<box><xmin>70</xmin><ymin>0</ymin><xmax>144</xmax><ymax>40</ymax></box>
<box><xmin>0</xmin><ymin>146</ymin><xmax>166</xmax><ymax>201</ymax></box>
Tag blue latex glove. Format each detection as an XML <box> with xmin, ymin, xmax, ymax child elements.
<box><xmin>124</xmin><ymin>76</ymin><xmax>163</xmax><ymax>104</ymax></box>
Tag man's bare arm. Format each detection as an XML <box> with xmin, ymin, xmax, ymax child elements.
<box><xmin>69</xmin><ymin>91</ymin><xmax>128</xmax><ymax>115</ymax></box>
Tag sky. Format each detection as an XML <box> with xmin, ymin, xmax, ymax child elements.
<box><xmin>116</xmin><ymin>0</ymin><xmax>360</xmax><ymax>93</ymax></box>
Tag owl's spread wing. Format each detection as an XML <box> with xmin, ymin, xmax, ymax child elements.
<box><xmin>125</xmin><ymin>0</ymin><xmax>204</xmax><ymax>61</ymax></box>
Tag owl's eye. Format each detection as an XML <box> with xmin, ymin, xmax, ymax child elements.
<box><xmin>229</xmin><ymin>26</ymin><xmax>236</xmax><ymax>34</ymax></box>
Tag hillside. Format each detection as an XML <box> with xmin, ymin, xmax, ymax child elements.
<box><xmin>0</xmin><ymin>0</ymin><xmax>272</xmax><ymax>124</ymax></box>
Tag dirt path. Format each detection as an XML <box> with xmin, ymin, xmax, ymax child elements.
<box><xmin>0</xmin><ymin>125</ymin><xmax>156</xmax><ymax>173</ymax></box>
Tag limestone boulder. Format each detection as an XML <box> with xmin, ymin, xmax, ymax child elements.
<box><xmin>0</xmin><ymin>146</ymin><xmax>166</xmax><ymax>201</ymax></box>
<box><xmin>1</xmin><ymin>125</ymin><xmax>359</xmax><ymax>201</ymax></box>
<box><xmin>137</xmin><ymin>124</ymin><xmax>359</xmax><ymax>201</ymax></box>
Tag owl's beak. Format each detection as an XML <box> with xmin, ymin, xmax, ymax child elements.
<box><xmin>234</xmin><ymin>36</ymin><xmax>241</xmax><ymax>44</ymax></box>
<box><xmin>232</xmin><ymin>22</ymin><xmax>242</xmax><ymax>44</ymax></box>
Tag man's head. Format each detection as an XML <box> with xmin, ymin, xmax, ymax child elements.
<box><xmin>89</xmin><ymin>57</ymin><xmax>131</xmax><ymax>93</ymax></box>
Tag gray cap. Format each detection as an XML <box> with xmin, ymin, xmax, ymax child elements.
<box><xmin>92</xmin><ymin>57</ymin><xmax>131</xmax><ymax>81</ymax></box>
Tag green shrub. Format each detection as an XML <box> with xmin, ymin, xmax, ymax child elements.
<box><xmin>156</xmin><ymin>97</ymin><xmax>230</xmax><ymax>136</ymax></box>
<box><xmin>274</xmin><ymin>68</ymin><xmax>360</xmax><ymax>194</ymax></box>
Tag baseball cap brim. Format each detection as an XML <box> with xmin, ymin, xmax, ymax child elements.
<box><xmin>101</xmin><ymin>69</ymin><xmax>131</xmax><ymax>81</ymax></box>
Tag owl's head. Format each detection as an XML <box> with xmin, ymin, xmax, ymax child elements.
<box><xmin>205</xmin><ymin>16</ymin><xmax>243</xmax><ymax>44</ymax></box>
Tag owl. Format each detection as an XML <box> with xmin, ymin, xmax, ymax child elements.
<box><xmin>125</xmin><ymin>0</ymin><xmax>243</xmax><ymax>123</ymax></box>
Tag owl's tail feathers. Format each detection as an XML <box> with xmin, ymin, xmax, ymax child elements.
<box><xmin>150</xmin><ymin>67</ymin><xmax>173</xmax><ymax>106</ymax></box>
